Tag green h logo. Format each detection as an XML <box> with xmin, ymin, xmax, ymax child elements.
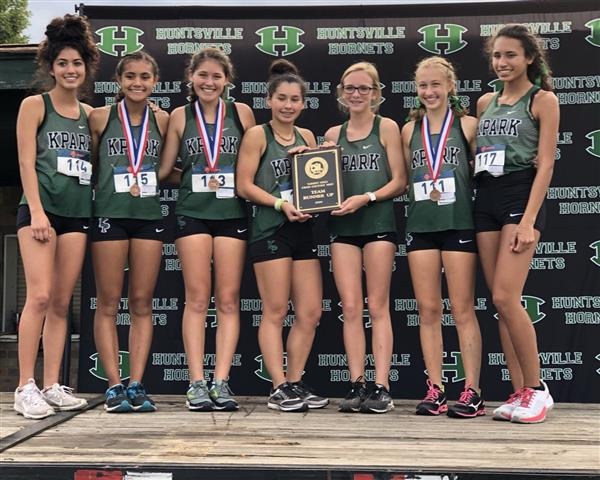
<box><xmin>96</xmin><ymin>26</ymin><xmax>144</xmax><ymax>57</ymax></box>
<box><xmin>590</xmin><ymin>240</ymin><xmax>600</xmax><ymax>267</ymax></box>
<box><xmin>418</xmin><ymin>23</ymin><xmax>468</xmax><ymax>55</ymax></box>
<box><xmin>255</xmin><ymin>26</ymin><xmax>304</xmax><ymax>57</ymax></box>
<box><xmin>586</xmin><ymin>130</ymin><xmax>600</xmax><ymax>158</ymax></box>
<box><xmin>89</xmin><ymin>350</ymin><xmax>130</xmax><ymax>381</ymax></box>
<box><xmin>585</xmin><ymin>18</ymin><xmax>600</xmax><ymax>47</ymax></box>
<box><xmin>441</xmin><ymin>351</ymin><xmax>465</xmax><ymax>383</ymax></box>
<box><xmin>493</xmin><ymin>295</ymin><xmax>545</xmax><ymax>323</ymax></box>
<box><xmin>254</xmin><ymin>353</ymin><xmax>290</xmax><ymax>382</ymax></box>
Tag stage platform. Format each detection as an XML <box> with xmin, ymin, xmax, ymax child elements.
<box><xmin>1</xmin><ymin>393</ymin><xmax>599</xmax><ymax>480</ymax></box>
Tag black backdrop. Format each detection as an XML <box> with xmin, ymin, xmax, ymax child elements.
<box><xmin>77</xmin><ymin>1</ymin><xmax>600</xmax><ymax>402</ymax></box>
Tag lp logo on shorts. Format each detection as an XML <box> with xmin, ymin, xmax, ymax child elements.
<box><xmin>254</xmin><ymin>353</ymin><xmax>290</xmax><ymax>382</ymax></box>
<box><xmin>439</xmin><ymin>351</ymin><xmax>465</xmax><ymax>383</ymax></box>
<box><xmin>493</xmin><ymin>295</ymin><xmax>545</xmax><ymax>323</ymax></box>
<box><xmin>590</xmin><ymin>240</ymin><xmax>600</xmax><ymax>267</ymax></box>
<box><xmin>255</xmin><ymin>26</ymin><xmax>304</xmax><ymax>56</ymax></box>
<box><xmin>89</xmin><ymin>350</ymin><xmax>130</xmax><ymax>381</ymax></box>
<box><xmin>585</xmin><ymin>18</ymin><xmax>600</xmax><ymax>47</ymax></box>
<box><xmin>418</xmin><ymin>24</ymin><xmax>468</xmax><ymax>54</ymax></box>
<box><xmin>96</xmin><ymin>26</ymin><xmax>144</xmax><ymax>57</ymax></box>
<box><xmin>585</xmin><ymin>130</ymin><xmax>600</xmax><ymax>158</ymax></box>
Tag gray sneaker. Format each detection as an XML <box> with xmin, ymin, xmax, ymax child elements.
<box><xmin>209</xmin><ymin>380</ymin><xmax>239</xmax><ymax>411</ymax></box>
<box><xmin>14</xmin><ymin>379</ymin><xmax>55</xmax><ymax>420</ymax></box>
<box><xmin>42</xmin><ymin>384</ymin><xmax>88</xmax><ymax>411</ymax></box>
<box><xmin>186</xmin><ymin>379</ymin><xmax>214</xmax><ymax>411</ymax></box>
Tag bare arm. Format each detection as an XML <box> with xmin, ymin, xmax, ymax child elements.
<box><xmin>158</xmin><ymin>106</ymin><xmax>184</xmax><ymax>183</ymax></box>
<box><xmin>17</xmin><ymin>95</ymin><xmax>49</xmax><ymax>241</ymax></box>
<box><xmin>511</xmin><ymin>90</ymin><xmax>559</xmax><ymax>253</ymax></box>
<box><xmin>234</xmin><ymin>102</ymin><xmax>256</xmax><ymax>131</ymax></box>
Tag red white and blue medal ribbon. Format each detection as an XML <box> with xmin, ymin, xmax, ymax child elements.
<box><xmin>421</xmin><ymin>107</ymin><xmax>453</xmax><ymax>187</ymax></box>
<box><xmin>194</xmin><ymin>98</ymin><xmax>225</xmax><ymax>173</ymax></box>
<box><xmin>118</xmin><ymin>100</ymin><xmax>149</xmax><ymax>180</ymax></box>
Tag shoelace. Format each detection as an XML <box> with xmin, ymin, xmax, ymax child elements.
<box><xmin>423</xmin><ymin>380</ymin><xmax>441</xmax><ymax>402</ymax></box>
<box><xmin>107</xmin><ymin>386</ymin><xmax>123</xmax><ymax>399</ymax></box>
<box><xmin>22</xmin><ymin>386</ymin><xmax>49</xmax><ymax>407</ymax></box>
<box><xmin>347</xmin><ymin>376</ymin><xmax>365</xmax><ymax>396</ymax></box>
<box><xmin>50</xmin><ymin>385</ymin><xmax>76</xmax><ymax>397</ymax></box>
<box><xmin>215</xmin><ymin>382</ymin><xmax>235</xmax><ymax>398</ymax></box>
<box><xmin>519</xmin><ymin>388</ymin><xmax>536</xmax><ymax>407</ymax></box>
<box><xmin>458</xmin><ymin>385</ymin><xmax>475</xmax><ymax>404</ymax></box>
<box><xmin>507</xmin><ymin>389</ymin><xmax>523</xmax><ymax>405</ymax></box>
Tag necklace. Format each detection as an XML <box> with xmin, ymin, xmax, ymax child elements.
<box><xmin>271</xmin><ymin>123</ymin><xmax>295</xmax><ymax>143</ymax></box>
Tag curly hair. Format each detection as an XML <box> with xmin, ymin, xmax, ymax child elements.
<box><xmin>33</xmin><ymin>14</ymin><xmax>99</xmax><ymax>98</ymax></box>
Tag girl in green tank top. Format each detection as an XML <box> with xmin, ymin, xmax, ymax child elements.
<box><xmin>89</xmin><ymin>52</ymin><xmax>169</xmax><ymax>412</ymax></box>
<box><xmin>401</xmin><ymin>56</ymin><xmax>483</xmax><ymax>418</ymax></box>
<box><xmin>475</xmin><ymin>24</ymin><xmax>559</xmax><ymax>423</ymax></box>
<box><xmin>237</xmin><ymin>59</ymin><xmax>327</xmax><ymax>412</ymax></box>
<box><xmin>323</xmin><ymin>62</ymin><xmax>406</xmax><ymax>413</ymax></box>
<box><xmin>14</xmin><ymin>15</ymin><xmax>99</xmax><ymax>419</ymax></box>
<box><xmin>158</xmin><ymin>48</ymin><xmax>256</xmax><ymax>411</ymax></box>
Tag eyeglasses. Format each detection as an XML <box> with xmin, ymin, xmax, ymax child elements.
<box><xmin>341</xmin><ymin>84</ymin><xmax>376</xmax><ymax>95</ymax></box>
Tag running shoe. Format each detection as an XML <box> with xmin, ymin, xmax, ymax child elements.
<box><xmin>290</xmin><ymin>380</ymin><xmax>329</xmax><ymax>409</ymax></box>
<box><xmin>105</xmin><ymin>383</ymin><xmax>133</xmax><ymax>413</ymax></box>
<box><xmin>416</xmin><ymin>380</ymin><xmax>448</xmax><ymax>416</ymax></box>
<box><xmin>267</xmin><ymin>382</ymin><xmax>308</xmax><ymax>412</ymax></box>
<box><xmin>126</xmin><ymin>381</ymin><xmax>156</xmax><ymax>412</ymax></box>
<box><xmin>360</xmin><ymin>384</ymin><xmax>394</xmax><ymax>414</ymax></box>
<box><xmin>209</xmin><ymin>379</ymin><xmax>238</xmax><ymax>411</ymax></box>
<box><xmin>493</xmin><ymin>388</ymin><xmax>523</xmax><ymax>421</ymax></box>
<box><xmin>42</xmin><ymin>383</ymin><xmax>88</xmax><ymax>411</ymax></box>
<box><xmin>187</xmin><ymin>379</ymin><xmax>214</xmax><ymax>411</ymax></box>
<box><xmin>447</xmin><ymin>384</ymin><xmax>486</xmax><ymax>418</ymax></box>
<box><xmin>511</xmin><ymin>380</ymin><xmax>554</xmax><ymax>424</ymax></box>
<box><xmin>338</xmin><ymin>376</ymin><xmax>368</xmax><ymax>413</ymax></box>
<box><xmin>14</xmin><ymin>379</ymin><xmax>55</xmax><ymax>420</ymax></box>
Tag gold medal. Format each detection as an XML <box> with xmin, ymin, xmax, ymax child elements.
<box><xmin>208</xmin><ymin>176</ymin><xmax>219</xmax><ymax>191</ymax></box>
<box><xmin>130</xmin><ymin>183</ymin><xmax>141</xmax><ymax>197</ymax></box>
<box><xmin>429</xmin><ymin>188</ymin><xmax>441</xmax><ymax>201</ymax></box>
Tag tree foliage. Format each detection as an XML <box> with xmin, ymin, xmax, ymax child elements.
<box><xmin>0</xmin><ymin>0</ymin><xmax>31</xmax><ymax>44</ymax></box>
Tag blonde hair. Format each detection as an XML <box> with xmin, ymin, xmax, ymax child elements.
<box><xmin>408</xmin><ymin>56</ymin><xmax>467</xmax><ymax>121</ymax></box>
<box><xmin>336</xmin><ymin>61</ymin><xmax>382</xmax><ymax>113</ymax></box>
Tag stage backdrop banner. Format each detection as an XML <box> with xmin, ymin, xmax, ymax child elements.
<box><xmin>78</xmin><ymin>0</ymin><xmax>600</xmax><ymax>402</ymax></box>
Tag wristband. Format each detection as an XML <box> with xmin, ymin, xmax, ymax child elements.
<box><xmin>365</xmin><ymin>191</ymin><xmax>377</xmax><ymax>204</ymax></box>
<box><xmin>274</xmin><ymin>198</ymin><xmax>287</xmax><ymax>211</ymax></box>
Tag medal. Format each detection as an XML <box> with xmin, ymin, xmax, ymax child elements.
<box><xmin>118</xmin><ymin>100</ymin><xmax>149</xmax><ymax>197</ymax></box>
<box><xmin>421</xmin><ymin>107</ymin><xmax>453</xmax><ymax>202</ymax></box>
<box><xmin>130</xmin><ymin>183</ymin><xmax>141</xmax><ymax>197</ymax></box>
<box><xmin>208</xmin><ymin>176</ymin><xmax>219</xmax><ymax>191</ymax></box>
<box><xmin>194</xmin><ymin>98</ymin><xmax>225</xmax><ymax>174</ymax></box>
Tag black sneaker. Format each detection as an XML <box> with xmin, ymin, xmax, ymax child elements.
<box><xmin>290</xmin><ymin>380</ymin><xmax>329</xmax><ymax>409</ymax></box>
<box><xmin>447</xmin><ymin>384</ymin><xmax>486</xmax><ymax>418</ymax></box>
<box><xmin>416</xmin><ymin>380</ymin><xmax>448</xmax><ymax>416</ymax></box>
<box><xmin>104</xmin><ymin>384</ymin><xmax>132</xmax><ymax>413</ymax></box>
<box><xmin>360</xmin><ymin>383</ymin><xmax>394</xmax><ymax>414</ymax></box>
<box><xmin>126</xmin><ymin>381</ymin><xmax>156</xmax><ymax>412</ymax></box>
<box><xmin>267</xmin><ymin>382</ymin><xmax>308</xmax><ymax>412</ymax></box>
<box><xmin>338</xmin><ymin>377</ymin><xmax>368</xmax><ymax>412</ymax></box>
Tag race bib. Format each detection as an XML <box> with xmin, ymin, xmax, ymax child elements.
<box><xmin>413</xmin><ymin>171</ymin><xmax>456</xmax><ymax>203</ymax></box>
<box><xmin>475</xmin><ymin>144</ymin><xmax>506</xmax><ymax>176</ymax></box>
<box><xmin>57</xmin><ymin>151</ymin><xmax>92</xmax><ymax>185</ymax></box>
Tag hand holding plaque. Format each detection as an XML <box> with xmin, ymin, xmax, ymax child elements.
<box><xmin>291</xmin><ymin>146</ymin><xmax>344</xmax><ymax>214</ymax></box>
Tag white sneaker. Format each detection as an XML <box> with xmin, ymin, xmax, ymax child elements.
<box><xmin>14</xmin><ymin>379</ymin><xmax>55</xmax><ymax>420</ymax></box>
<box><xmin>493</xmin><ymin>388</ymin><xmax>523</xmax><ymax>421</ymax></box>
<box><xmin>42</xmin><ymin>384</ymin><xmax>88</xmax><ymax>411</ymax></box>
<box><xmin>511</xmin><ymin>380</ymin><xmax>554</xmax><ymax>424</ymax></box>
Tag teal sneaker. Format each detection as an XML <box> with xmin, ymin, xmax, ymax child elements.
<box><xmin>105</xmin><ymin>384</ymin><xmax>133</xmax><ymax>413</ymax></box>
<box><xmin>186</xmin><ymin>379</ymin><xmax>214</xmax><ymax>411</ymax></box>
<box><xmin>209</xmin><ymin>380</ymin><xmax>239</xmax><ymax>411</ymax></box>
<box><xmin>126</xmin><ymin>382</ymin><xmax>156</xmax><ymax>412</ymax></box>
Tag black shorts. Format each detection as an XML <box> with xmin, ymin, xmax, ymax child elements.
<box><xmin>474</xmin><ymin>169</ymin><xmax>546</xmax><ymax>233</ymax></box>
<box><xmin>249</xmin><ymin>221</ymin><xmax>318</xmax><ymax>263</ymax></box>
<box><xmin>330</xmin><ymin>231</ymin><xmax>398</xmax><ymax>249</ymax></box>
<box><xmin>174</xmin><ymin>215</ymin><xmax>248</xmax><ymax>241</ymax></box>
<box><xmin>90</xmin><ymin>217</ymin><xmax>165</xmax><ymax>242</ymax></box>
<box><xmin>405</xmin><ymin>229</ymin><xmax>477</xmax><ymax>253</ymax></box>
<box><xmin>16</xmin><ymin>205</ymin><xmax>89</xmax><ymax>236</ymax></box>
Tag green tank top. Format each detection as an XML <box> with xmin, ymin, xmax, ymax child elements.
<box><xmin>328</xmin><ymin>115</ymin><xmax>396</xmax><ymax>236</ymax></box>
<box><xmin>20</xmin><ymin>92</ymin><xmax>92</xmax><ymax>217</ymax></box>
<box><xmin>175</xmin><ymin>101</ymin><xmax>246</xmax><ymax>220</ymax></box>
<box><xmin>249</xmin><ymin>124</ymin><xmax>307</xmax><ymax>243</ymax></box>
<box><xmin>406</xmin><ymin>115</ymin><xmax>474</xmax><ymax>233</ymax></box>
<box><xmin>476</xmin><ymin>85</ymin><xmax>540</xmax><ymax>174</ymax></box>
<box><xmin>93</xmin><ymin>103</ymin><xmax>163</xmax><ymax>220</ymax></box>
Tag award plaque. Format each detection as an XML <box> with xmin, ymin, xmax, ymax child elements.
<box><xmin>291</xmin><ymin>146</ymin><xmax>344</xmax><ymax>213</ymax></box>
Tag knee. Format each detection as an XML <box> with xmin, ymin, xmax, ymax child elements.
<box><xmin>184</xmin><ymin>295</ymin><xmax>210</xmax><ymax>315</ymax></box>
<box><xmin>96</xmin><ymin>295</ymin><xmax>122</xmax><ymax>317</ymax></box>
<box><xmin>341</xmin><ymin>300</ymin><xmax>365</xmax><ymax>324</ymax></box>
<box><xmin>128</xmin><ymin>294</ymin><xmax>153</xmax><ymax>317</ymax></box>
<box><xmin>48</xmin><ymin>298</ymin><xmax>71</xmax><ymax>318</ymax></box>
<box><xmin>451</xmin><ymin>304</ymin><xmax>476</xmax><ymax>328</ymax></box>
<box><xmin>366</xmin><ymin>299</ymin><xmax>390</xmax><ymax>324</ymax></box>
<box><xmin>215</xmin><ymin>294</ymin><xmax>239</xmax><ymax>316</ymax></box>
<box><xmin>492</xmin><ymin>290</ymin><xmax>518</xmax><ymax>317</ymax></box>
<box><xmin>417</xmin><ymin>302</ymin><xmax>442</xmax><ymax>326</ymax></box>
<box><xmin>262</xmin><ymin>302</ymin><xmax>290</xmax><ymax>323</ymax></box>
<box><xmin>26</xmin><ymin>292</ymin><xmax>51</xmax><ymax>313</ymax></box>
